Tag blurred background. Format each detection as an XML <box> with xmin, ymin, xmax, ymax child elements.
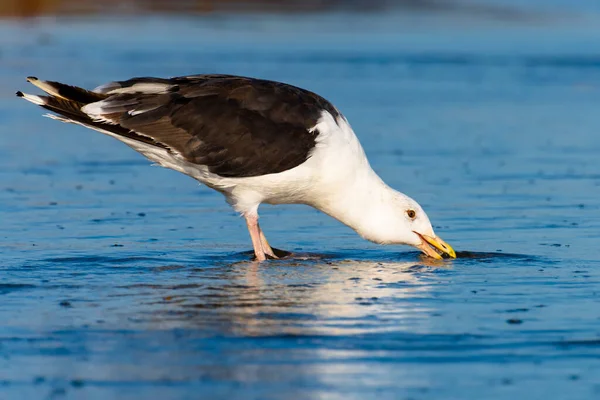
<box><xmin>1</xmin><ymin>0</ymin><xmax>599</xmax><ymax>18</ymax></box>
<box><xmin>2</xmin><ymin>0</ymin><xmax>596</xmax><ymax>17</ymax></box>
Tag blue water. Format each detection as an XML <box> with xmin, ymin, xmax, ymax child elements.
<box><xmin>1</xmin><ymin>4</ymin><xmax>600</xmax><ymax>399</ymax></box>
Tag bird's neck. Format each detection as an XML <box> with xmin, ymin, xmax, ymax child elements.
<box><xmin>313</xmin><ymin>168</ymin><xmax>401</xmax><ymax>244</ymax></box>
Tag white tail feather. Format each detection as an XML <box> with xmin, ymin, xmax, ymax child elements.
<box><xmin>18</xmin><ymin>92</ymin><xmax>46</xmax><ymax>106</ymax></box>
<box><xmin>26</xmin><ymin>77</ymin><xmax>67</xmax><ymax>99</ymax></box>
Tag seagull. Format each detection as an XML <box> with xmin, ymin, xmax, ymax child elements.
<box><xmin>17</xmin><ymin>75</ymin><xmax>456</xmax><ymax>261</ymax></box>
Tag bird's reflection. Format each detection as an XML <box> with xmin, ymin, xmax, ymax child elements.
<box><xmin>101</xmin><ymin>254</ymin><xmax>471</xmax><ymax>390</ymax></box>
<box><xmin>147</xmin><ymin>255</ymin><xmax>447</xmax><ymax>337</ymax></box>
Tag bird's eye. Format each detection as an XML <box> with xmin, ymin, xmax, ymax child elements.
<box><xmin>406</xmin><ymin>209</ymin><xmax>416</xmax><ymax>219</ymax></box>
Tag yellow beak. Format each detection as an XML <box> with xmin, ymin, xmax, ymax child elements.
<box><xmin>413</xmin><ymin>232</ymin><xmax>456</xmax><ymax>260</ymax></box>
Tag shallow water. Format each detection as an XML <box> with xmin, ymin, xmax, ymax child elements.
<box><xmin>1</xmin><ymin>5</ymin><xmax>600</xmax><ymax>399</ymax></box>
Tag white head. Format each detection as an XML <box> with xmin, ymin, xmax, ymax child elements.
<box><xmin>384</xmin><ymin>194</ymin><xmax>456</xmax><ymax>259</ymax></box>
<box><xmin>330</xmin><ymin>187</ymin><xmax>456</xmax><ymax>260</ymax></box>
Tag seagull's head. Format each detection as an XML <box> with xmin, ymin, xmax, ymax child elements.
<box><xmin>356</xmin><ymin>192</ymin><xmax>457</xmax><ymax>260</ymax></box>
<box><xmin>398</xmin><ymin>199</ymin><xmax>456</xmax><ymax>260</ymax></box>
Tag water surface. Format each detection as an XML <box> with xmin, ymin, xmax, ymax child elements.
<box><xmin>1</xmin><ymin>6</ymin><xmax>600</xmax><ymax>399</ymax></box>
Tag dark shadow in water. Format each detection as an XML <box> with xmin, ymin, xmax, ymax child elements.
<box><xmin>0</xmin><ymin>283</ymin><xmax>37</xmax><ymax>295</ymax></box>
<box><xmin>28</xmin><ymin>246</ymin><xmax>542</xmax><ymax>275</ymax></box>
<box><xmin>454</xmin><ymin>251</ymin><xmax>537</xmax><ymax>260</ymax></box>
<box><xmin>33</xmin><ymin>248</ymin><xmax>540</xmax><ymax>271</ymax></box>
<box><xmin>239</xmin><ymin>247</ymin><xmax>327</xmax><ymax>261</ymax></box>
<box><xmin>239</xmin><ymin>247</ymin><xmax>538</xmax><ymax>264</ymax></box>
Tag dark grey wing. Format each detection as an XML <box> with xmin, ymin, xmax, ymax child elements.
<box><xmin>86</xmin><ymin>75</ymin><xmax>341</xmax><ymax>177</ymax></box>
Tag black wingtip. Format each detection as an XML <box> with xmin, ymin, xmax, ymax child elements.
<box><xmin>16</xmin><ymin>91</ymin><xmax>24</xmax><ymax>97</ymax></box>
<box><xmin>26</xmin><ymin>76</ymin><xmax>38</xmax><ymax>82</ymax></box>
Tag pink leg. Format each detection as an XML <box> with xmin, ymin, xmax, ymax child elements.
<box><xmin>258</xmin><ymin>225</ymin><xmax>277</xmax><ymax>259</ymax></box>
<box><xmin>245</xmin><ymin>214</ymin><xmax>266</xmax><ymax>261</ymax></box>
